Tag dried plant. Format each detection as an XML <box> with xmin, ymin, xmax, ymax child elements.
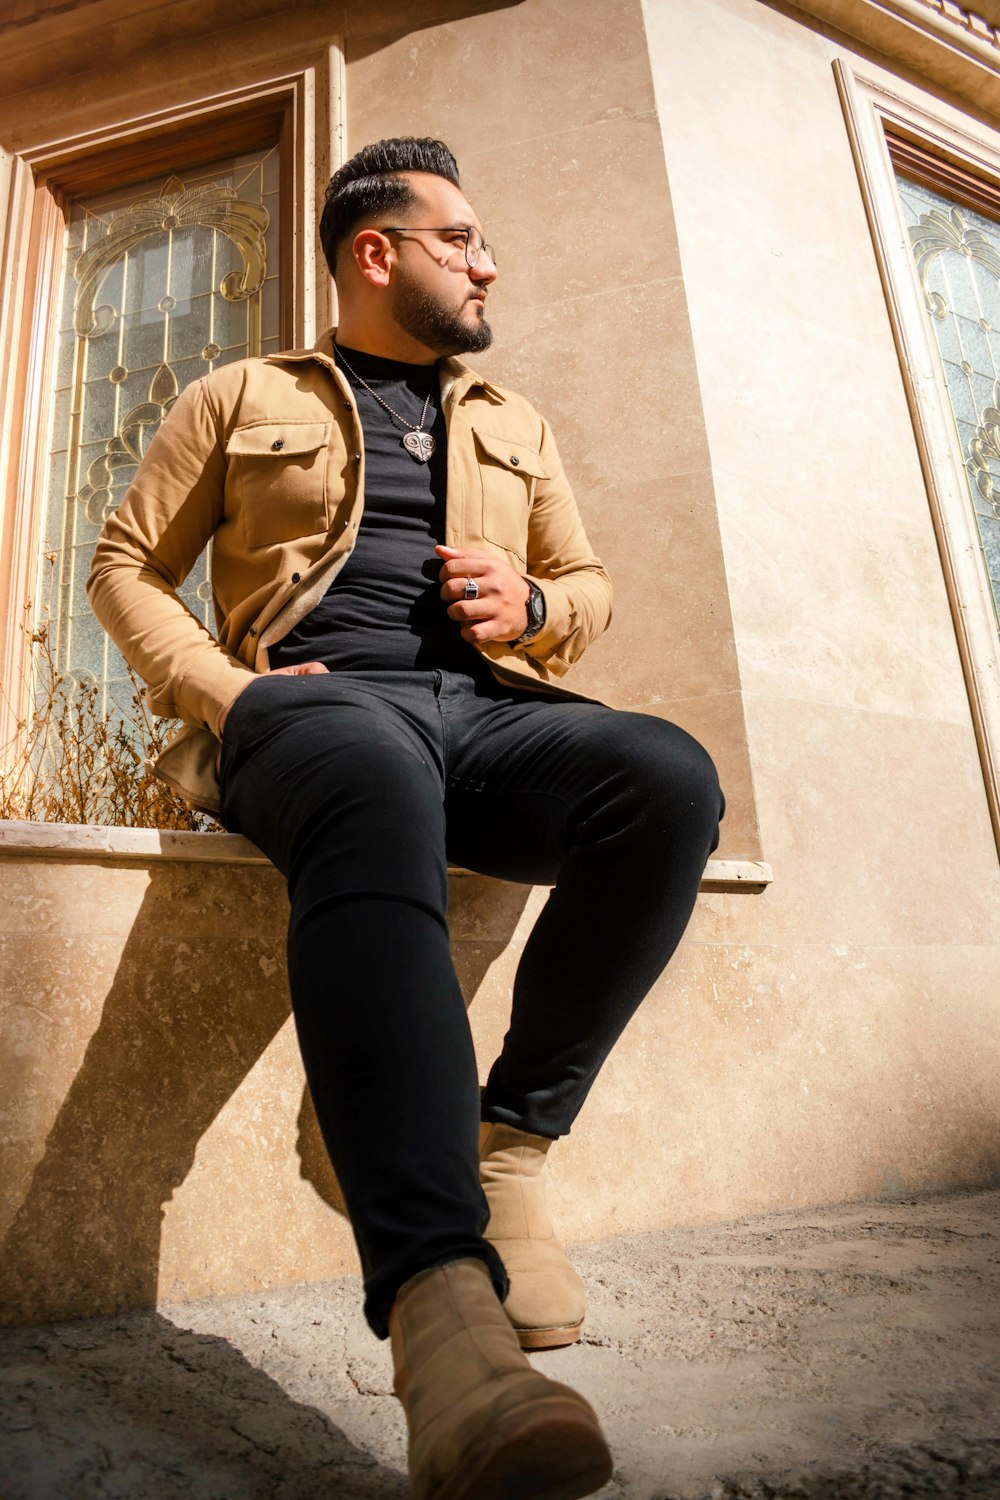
<box><xmin>0</xmin><ymin>606</ymin><xmax>217</xmax><ymax>831</ymax></box>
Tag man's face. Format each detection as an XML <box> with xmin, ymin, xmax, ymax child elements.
<box><xmin>386</xmin><ymin>173</ymin><xmax>497</xmax><ymax>357</ymax></box>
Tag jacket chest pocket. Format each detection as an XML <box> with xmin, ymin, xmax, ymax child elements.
<box><xmin>472</xmin><ymin>428</ymin><xmax>549</xmax><ymax>565</ymax></box>
<box><xmin>226</xmin><ymin>420</ymin><xmax>332</xmax><ymax>549</ymax></box>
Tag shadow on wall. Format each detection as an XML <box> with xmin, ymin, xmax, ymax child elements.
<box><xmin>0</xmin><ymin>862</ymin><xmax>527</xmax><ymax>1327</ymax></box>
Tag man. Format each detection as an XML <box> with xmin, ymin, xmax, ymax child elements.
<box><xmin>88</xmin><ymin>137</ymin><xmax>723</xmax><ymax>1500</ymax></box>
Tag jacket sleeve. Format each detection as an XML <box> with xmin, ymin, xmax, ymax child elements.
<box><xmin>86</xmin><ymin>377</ymin><xmax>257</xmax><ymax>737</ymax></box>
<box><xmin>518</xmin><ymin>416</ymin><xmax>612</xmax><ymax>672</ymax></box>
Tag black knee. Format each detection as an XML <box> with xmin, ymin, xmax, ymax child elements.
<box><xmin>624</xmin><ymin>717</ymin><xmax>724</xmax><ymax>849</ymax></box>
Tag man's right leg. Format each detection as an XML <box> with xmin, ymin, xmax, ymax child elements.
<box><xmin>217</xmin><ymin>669</ymin><xmax>614</xmax><ymax>1500</ymax></box>
<box><xmin>218</xmin><ymin>669</ymin><xmax>613</xmax><ymax>1500</ymax></box>
<box><xmin>217</xmin><ymin>670</ymin><xmax>506</xmax><ymax>1337</ymax></box>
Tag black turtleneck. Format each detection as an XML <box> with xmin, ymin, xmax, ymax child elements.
<box><xmin>269</xmin><ymin>343</ymin><xmax>486</xmax><ymax>677</ymax></box>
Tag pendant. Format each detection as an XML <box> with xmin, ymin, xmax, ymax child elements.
<box><xmin>403</xmin><ymin>431</ymin><xmax>435</xmax><ymax>463</ymax></box>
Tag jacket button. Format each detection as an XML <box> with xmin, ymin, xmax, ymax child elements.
<box><xmin>249</xmin><ymin>627</ymin><xmax>257</xmax><ymax>637</ymax></box>
<box><xmin>510</xmin><ymin>455</ymin><xmax>520</xmax><ymax>465</ymax></box>
<box><xmin>354</xmin><ymin>452</ymin><xmax>361</xmax><ymax>462</ymax></box>
<box><xmin>344</xmin><ymin>401</ymin><xmax>352</xmax><ymax>410</ymax></box>
<box><xmin>271</xmin><ymin>438</ymin><xmax>284</xmax><ymax>451</ymax></box>
<box><xmin>291</xmin><ymin>572</ymin><xmax>300</xmax><ymax>584</ymax></box>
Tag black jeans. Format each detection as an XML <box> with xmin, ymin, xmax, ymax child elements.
<box><xmin>219</xmin><ymin>666</ymin><xmax>723</xmax><ymax>1337</ymax></box>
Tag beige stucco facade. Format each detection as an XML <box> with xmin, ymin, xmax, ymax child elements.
<box><xmin>1</xmin><ymin>0</ymin><xmax>999</xmax><ymax>1325</ymax></box>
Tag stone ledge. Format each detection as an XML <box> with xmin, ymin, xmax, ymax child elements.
<box><xmin>0</xmin><ymin>819</ymin><xmax>773</xmax><ymax>891</ymax></box>
<box><xmin>791</xmin><ymin>0</ymin><xmax>1000</xmax><ymax>117</ymax></box>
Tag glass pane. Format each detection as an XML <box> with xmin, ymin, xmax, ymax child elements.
<box><xmin>35</xmin><ymin>145</ymin><xmax>281</xmax><ymax>745</ymax></box>
<box><xmin>167</xmin><ymin>294</ymin><xmax>213</xmax><ymax>362</ymax></box>
<box><xmin>981</xmin><ymin>514</ymin><xmax>1000</xmax><ymax>585</ymax></box>
<box><xmin>896</xmin><ymin>173</ymin><xmax>1000</xmax><ymax>633</ymax></box>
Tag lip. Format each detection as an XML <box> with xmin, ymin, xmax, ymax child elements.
<box><xmin>469</xmin><ymin>291</ymin><xmax>487</xmax><ymax>304</ymax></box>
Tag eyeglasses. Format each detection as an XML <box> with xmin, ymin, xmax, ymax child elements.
<box><xmin>380</xmin><ymin>224</ymin><xmax>497</xmax><ymax>269</ymax></box>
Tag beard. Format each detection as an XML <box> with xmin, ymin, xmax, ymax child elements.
<box><xmin>391</xmin><ymin>272</ymin><xmax>493</xmax><ymax>355</ymax></box>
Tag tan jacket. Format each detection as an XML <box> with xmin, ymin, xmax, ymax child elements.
<box><xmin>87</xmin><ymin>328</ymin><xmax>613</xmax><ymax>812</ymax></box>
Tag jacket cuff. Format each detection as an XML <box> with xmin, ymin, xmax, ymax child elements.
<box><xmin>149</xmin><ymin>656</ymin><xmax>258</xmax><ymax>739</ymax></box>
<box><xmin>515</xmin><ymin>575</ymin><xmax>573</xmax><ymax>660</ymax></box>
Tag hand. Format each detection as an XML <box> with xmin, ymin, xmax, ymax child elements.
<box><xmin>219</xmin><ymin>660</ymin><xmax>329</xmax><ymax>733</ymax></box>
<box><xmin>436</xmin><ymin>545</ymin><xmax>530</xmax><ymax>645</ymax></box>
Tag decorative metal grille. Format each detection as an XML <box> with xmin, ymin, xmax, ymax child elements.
<box><xmin>36</xmin><ymin>145</ymin><xmax>280</xmax><ymax>718</ymax></box>
<box><xmin>896</xmin><ymin>174</ymin><xmax>1000</xmax><ymax>634</ymax></box>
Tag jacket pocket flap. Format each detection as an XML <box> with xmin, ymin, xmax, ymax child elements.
<box><xmin>473</xmin><ymin>429</ymin><xmax>550</xmax><ymax>479</ymax></box>
<box><xmin>226</xmin><ymin>421</ymin><xmax>332</xmax><ymax>458</ymax></box>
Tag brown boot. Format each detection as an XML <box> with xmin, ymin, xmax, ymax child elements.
<box><xmin>388</xmin><ymin>1257</ymin><xmax>612</xmax><ymax>1500</ymax></box>
<box><xmin>480</xmin><ymin>1122</ymin><xmax>587</xmax><ymax>1350</ymax></box>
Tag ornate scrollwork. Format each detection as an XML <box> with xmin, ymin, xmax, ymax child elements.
<box><xmin>72</xmin><ymin>173</ymin><xmax>270</xmax><ymax>338</ymax></box>
<box><xmin>908</xmin><ymin>206</ymin><xmax>1000</xmax><ymax>320</ymax></box>
<box><xmin>966</xmin><ymin>379</ymin><xmax>1000</xmax><ymax>520</ymax></box>
<box><xmin>78</xmin><ymin>363</ymin><xmax>178</xmax><ymax>523</ymax></box>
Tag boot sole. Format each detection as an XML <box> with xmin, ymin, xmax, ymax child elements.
<box><xmin>515</xmin><ymin>1321</ymin><xmax>584</xmax><ymax>1351</ymax></box>
<box><xmin>429</xmin><ymin>1394</ymin><xmax>613</xmax><ymax>1500</ymax></box>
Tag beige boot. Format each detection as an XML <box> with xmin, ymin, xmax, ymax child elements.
<box><xmin>480</xmin><ymin>1122</ymin><xmax>587</xmax><ymax>1350</ymax></box>
<box><xmin>389</xmin><ymin>1257</ymin><xmax>612</xmax><ymax>1500</ymax></box>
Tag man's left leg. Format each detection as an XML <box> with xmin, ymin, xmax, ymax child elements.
<box><xmin>442</xmin><ymin>675</ymin><xmax>725</xmax><ymax>1344</ymax></box>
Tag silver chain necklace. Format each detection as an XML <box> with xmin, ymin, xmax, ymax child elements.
<box><xmin>336</xmin><ymin>347</ymin><xmax>437</xmax><ymax>463</ymax></box>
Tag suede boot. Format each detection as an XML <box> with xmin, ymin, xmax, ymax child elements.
<box><xmin>480</xmin><ymin>1122</ymin><xmax>587</xmax><ymax>1350</ymax></box>
<box><xmin>388</xmin><ymin>1257</ymin><xmax>612</xmax><ymax>1500</ymax></box>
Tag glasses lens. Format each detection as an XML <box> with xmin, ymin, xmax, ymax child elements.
<box><xmin>465</xmin><ymin>227</ymin><xmax>484</xmax><ymax>267</ymax></box>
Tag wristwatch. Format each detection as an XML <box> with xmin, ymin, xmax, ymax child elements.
<box><xmin>509</xmin><ymin>582</ymin><xmax>546</xmax><ymax>648</ymax></box>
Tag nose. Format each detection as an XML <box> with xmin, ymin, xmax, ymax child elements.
<box><xmin>469</xmin><ymin>251</ymin><xmax>497</xmax><ymax>285</ymax></box>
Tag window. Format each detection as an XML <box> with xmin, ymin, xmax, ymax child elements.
<box><xmin>0</xmin><ymin>83</ymin><xmax>308</xmax><ymax>752</ymax></box>
<box><xmin>894</xmin><ymin>174</ymin><xmax>1000</xmax><ymax>636</ymax></box>
<box><xmin>36</xmin><ymin>145</ymin><xmax>282</xmax><ymax>720</ymax></box>
<box><xmin>836</xmin><ymin>61</ymin><xmax>1000</xmax><ymax>857</ymax></box>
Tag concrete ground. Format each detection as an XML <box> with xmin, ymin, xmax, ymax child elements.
<box><xmin>1</xmin><ymin>1185</ymin><xmax>999</xmax><ymax>1499</ymax></box>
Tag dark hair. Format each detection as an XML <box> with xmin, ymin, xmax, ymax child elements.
<box><xmin>319</xmin><ymin>137</ymin><xmax>461</xmax><ymax>277</ymax></box>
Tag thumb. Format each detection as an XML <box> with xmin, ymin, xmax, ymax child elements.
<box><xmin>264</xmin><ymin>662</ymin><xmax>329</xmax><ymax>679</ymax></box>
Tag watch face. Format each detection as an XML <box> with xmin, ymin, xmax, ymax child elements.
<box><xmin>510</xmin><ymin>584</ymin><xmax>545</xmax><ymax>647</ymax></box>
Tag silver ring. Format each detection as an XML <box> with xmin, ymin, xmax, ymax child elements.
<box><xmin>463</xmin><ymin>577</ymin><xmax>479</xmax><ymax>600</ymax></box>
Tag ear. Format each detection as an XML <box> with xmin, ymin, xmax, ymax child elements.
<box><xmin>352</xmin><ymin>228</ymin><xmax>393</xmax><ymax>288</ymax></box>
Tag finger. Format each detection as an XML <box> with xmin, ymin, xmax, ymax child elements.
<box><xmin>267</xmin><ymin>661</ymin><xmax>330</xmax><ymax>676</ymax></box>
<box><xmin>438</xmin><ymin>556</ymin><xmax>491</xmax><ymax>583</ymax></box>
<box><xmin>434</xmin><ymin>544</ymin><xmax>488</xmax><ymax>561</ymax></box>
<box><xmin>460</xmin><ymin>620</ymin><xmax>502</xmax><ymax>644</ymax></box>
<box><xmin>446</xmin><ymin>599</ymin><xmax>493</xmax><ymax>622</ymax></box>
<box><xmin>435</xmin><ymin>543</ymin><xmax>476</xmax><ymax>573</ymax></box>
<box><xmin>440</xmin><ymin>576</ymin><xmax>493</xmax><ymax>603</ymax></box>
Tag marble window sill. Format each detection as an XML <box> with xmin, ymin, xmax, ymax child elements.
<box><xmin>0</xmin><ymin>819</ymin><xmax>772</xmax><ymax>891</ymax></box>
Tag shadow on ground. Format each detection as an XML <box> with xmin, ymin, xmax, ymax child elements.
<box><xmin>0</xmin><ymin>1309</ymin><xmax>405</xmax><ymax>1500</ymax></box>
<box><xmin>2</xmin><ymin>1186</ymin><xmax>999</xmax><ymax>1499</ymax></box>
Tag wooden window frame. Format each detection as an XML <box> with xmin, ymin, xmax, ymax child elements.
<box><xmin>0</xmin><ymin>71</ymin><xmax>326</xmax><ymax>750</ymax></box>
<box><xmin>836</xmin><ymin>59</ymin><xmax>1000</xmax><ymax>861</ymax></box>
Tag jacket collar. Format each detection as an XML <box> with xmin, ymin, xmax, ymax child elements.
<box><xmin>264</xmin><ymin>327</ymin><xmax>506</xmax><ymax>404</ymax></box>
